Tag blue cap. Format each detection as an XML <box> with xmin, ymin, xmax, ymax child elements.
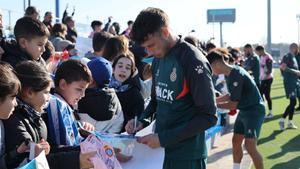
<box><xmin>87</xmin><ymin>57</ymin><xmax>112</xmax><ymax>88</ymax></box>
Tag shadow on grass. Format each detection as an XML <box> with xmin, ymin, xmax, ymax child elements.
<box><xmin>271</xmin><ymin>156</ymin><xmax>300</xmax><ymax>169</ymax></box>
<box><xmin>257</xmin><ymin>130</ymin><xmax>283</xmax><ymax>145</ymax></box>
<box><xmin>271</xmin><ymin>86</ymin><xmax>284</xmax><ymax>90</ymax></box>
<box><xmin>263</xmin><ymin>114</ymin><xmax>282</xmax><ymax>124</ymax></box>
<box><xmin>268</xmin><ymin>134</ymin><xmax>300</xmax><ymax>160</ymax></box>
<box><xmin>271</xmin><ymin>95</ymin><xmax>286</xmax><ymax>100</ymax></box>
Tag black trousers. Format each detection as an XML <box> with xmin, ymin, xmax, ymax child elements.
<box><xmin>283</xmin><ymin>97</ymin><xmax>296</xmax><ymax>120</ymax></box>
<box><xmin>260</xmin><ymin>78</ymin><xmax>273</xmax><ymax>110</ymax></box>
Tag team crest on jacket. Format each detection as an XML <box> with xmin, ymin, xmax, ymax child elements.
<box><xmin>195</xmin><ymin>65</ymin><xmax>204</xmax><ymax>74</ymax></box>
<box><xmin>170</xmin><ymin>67</ymin><xmax>177</xmax><ymax>82</ymax></box>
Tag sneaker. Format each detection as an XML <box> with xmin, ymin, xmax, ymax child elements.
<box><xmin>265</xmin><ymin>113</ymin><xmax>273</xmax><ymax>119</ymax></box>
<box><xmin>295</xmin><ymin>107</ymin><xmax>300</xmax><ymax>111</ymax></box>
<box><xmin>287</xmin><ymin>122</ymin><xmax>298</xmax><ymax>129</ymax></box>
<box><xmin>279</xmin><ymin>120</ymin><xmax>285</xmax><ymax>130</ymax></box>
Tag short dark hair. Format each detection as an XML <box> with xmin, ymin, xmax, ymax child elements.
<box><xmin>255</xmin><ymin>45</ymin><xmax>265</xmax><ymax>52</ymax></box>
<box><xmin>54</xmin><ymin>59</ymin><xmax>92</xmax><ymax>87</ymax></box>
<box><xmin>52</xmin><ymin>23</ymin><xmax>67</xmax><ymax>37</ymax></box>
<box><xmin>15</xmin><ymin>61</ymin><xmax>52</xmax><ymax>92</ymax></box>
<box><xmin>127</xmin><ymin>20</ymin><xmax>134</xmax><ymax>26</ymax></box>
<box><xmin>244</xmin><ymin>44</ymin><xmax>252</xmax><ymax>49</ymax></box>
<box><xmin>25</xmin><ymin>6</ymin><xmax>38</xmax><ymax>16</ymax></box>
<box><xmin>103</xmin><ymin>35</ymin><xmax>129</xmax><ymax>62</ymax></box>
<box><xmin>112</xmin><ymin>51</ymin><xmax>136</xmax><ymax>76</ymax></box>
<box><xmin>206</xmin><ymin>50</ymin><xmax>225</xmax><ymax>64</ymax></box>
<box><xmin>44</xmin><ymin>11</ymin><xmax>52</xmax><ymax>17</ymax></box>
<box><xmin>64</xmin><ymin>16</ymin><xmax>74</xmax><ymax>24</ymax></box>
<box><xmin>130</xmin><ymin>7</ymin><xmax>169</xmax><ymax>45</ymax></box>
<box><xmin>92</xmin><ymin>32</ymin><xmax>113</xmax><ymax>52</ymax></box>
<box><xmin>91</xmin><ymin>20</ymin><xmax>103</xmax><ymax>30</ymax></box>
<box><xmin>14</xmin><ymin>17</ymin><xmax>49</xmax><ymax>41</ymax></box>
<box><xmin>206</xmin><ymin>42</ymin><xmax>216</xmax><ymax>51</ymax></box>
<box><xmin>0</xmin><ymin>62</ymin><xmax>20</xmax><ymax>102</ymax></box>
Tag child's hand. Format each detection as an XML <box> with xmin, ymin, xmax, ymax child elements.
<box><xmin>16</xmin><ymin>142</ymin><xmax>30</xmax><ymax>154</ymax></box>
<box><xmin>80</xmin><ymin>151</ymin><xmax>96</xmax><ymax>169</ymax></box>
<box><xmin>114</xmin><ymin>148</ymin><xmax>132</xmax><ymax>163</ymax></box>
<box><xmin>36</xmin><ymin>139</ymin><xmax>51</xmax><ymax>156</ymax></box>
<box><xmin>82</xmin><ymin>122</ymin><xmax>95</xmax><ymax>131</ymax></box>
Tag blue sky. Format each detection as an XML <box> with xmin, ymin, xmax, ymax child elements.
<box><xmin>1</xmin><ymin>0</ymin><xmax>300</xmax><ymax>47</ymax></box>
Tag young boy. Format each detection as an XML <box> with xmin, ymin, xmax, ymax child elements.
<box><xmin>78</xmin><ymin>57</ymin><xmax>124</xmax><ymax>133</ymax></box>
<box><xmin>1</xmin><ymin>17</ymin><xmax>49</xmax><ymax>68</ymax></box>
<box><xmin>45</xmin><ymin>59</ymin><xmax>93</xmax><ymax>146</ymax></box>
<box><xmin>206</xmin><ymin>50</ymin><xmax>265</xmax><ymax>169</ymax></box>
<box><xmin>85</xmin><ymin>32</ymin><xmax>112</xmax><ymax>60</ymax></box>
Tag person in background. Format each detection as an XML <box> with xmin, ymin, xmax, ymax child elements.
<box><xmin>64</xmin><ymin>16</ymin><xmax>77</xmax><ymax>43</ymax></box>
<box><xmin>88</xmin><ymin>20</ymin><xmax>103</xmax><ymax>39</ymax></box>
<box><xmin>24</xmin><ymin>6</ymin><xmax>39</xmax><ymax>20</ymax></box>
<box><xmin>50</xmin><ymin>23</ymin><xmax>68</xmax><ymax>51</ymax></box>
<box><xmin>279</xmin><ymin>43</ymin><xmax>300</xmax><ymax>130</ymax></box>
<box><xmin>85</xmin><ymin>32</ymin><xmax>113</xmax><ymax>60</ymax></box>
<box><xmin>255</xmin><ymin>45</ymin><xmax>274</xmax><ymax>119</ymax></box>
<box><xmin>102</xmin><ymin>35</ymin><xmax>129</xmax><ymax>63</ymax></box>
<box><xmin>121</xmin><ymin>20</ymin><xmax>133</xmax><ymax>38</ymax></box>
<box><xmin>244</xmin><ymin>44</ymin><xmax>260</xmax><ymax>88</ymax></box>
<box><xmin>43</xmin><ymin>11</ymin><xmax>53</xmax><ymax>32</ymax></box>
<box><xmin>207</xmin><ymin>50</ymin><xmax>265</xmax><ymax>169</ymax></box>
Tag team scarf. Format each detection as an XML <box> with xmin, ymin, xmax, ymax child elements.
<box><xmin>109</xmin><ymin>77</ymin><xmax>131</xmax><ymax>93</ymax></box>
<box><xmin>46</xmin><ymin>94</ymin><xmax>82</xmax><ymax>146</ymax></box>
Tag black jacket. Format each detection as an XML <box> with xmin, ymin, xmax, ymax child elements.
<box><xmin>1</xmin><ymin>40</ymin><xmax>46</xmax><ymax>68</ymax></box>
<box><xmin>78</xmin><ymin>87</ymin><xmax>121</xmax><ymax>121</ymax></box>
<box><xmin>115</xmin><ymin>79</ymin><xmax>145</xmax><ymax>131</ymax></box>
<box><xmin>3</xmin><ymin>99</ymin><xmax>80</xmax><ymax>169</ymax></box>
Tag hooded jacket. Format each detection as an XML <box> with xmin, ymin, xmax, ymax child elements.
<box><xmin>1</xmin><ymin>40</ymin><xmax>46</xmax><ymax>68</ymax></box>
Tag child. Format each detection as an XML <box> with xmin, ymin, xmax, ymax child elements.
<box><xmin>206</xmin><ymin>50</ymin><xmax>265</xmax><ymax>169</ymax></box>
<box><xmin>1</xmin><ymin>17</ymin><xmax>49</xmax><ymax>68</ymax></box>
<box><xmin>78</xmin><ymin>57</ymin><xmax>124</xmax><ymax>133</ymax></box>
<box><xmin>0</xmin><ymin>62</ymin><xmax>28</xmax><ymax>169</ymax></box>
<box><xmin>3</xmin><ymin>61</ymin><xmax>95</xmax><ymax>169</ymax></box>
<box><xmin>45</xmin><ymin>59</ymin><xmax>93</xmax><ymax>146</ymax></box>
<box><xmin>110</xmin><ymin>52</ymin><xmax>144</xmax><ymax>132</ymax></box>
<box><xmin>85</xmin><ymin>32</ymin><xmax>113</xmax><ymax>60</ymax></box>
<box><xmin>279</xmin><ymin>43</ymin><xmax>300</xmax><ymax>130</ymax></box>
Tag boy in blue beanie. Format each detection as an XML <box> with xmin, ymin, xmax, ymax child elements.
<box><xmin>78</xmin><ymin>57</ymin><xmax>124</xmax><ymax>133</ymax></box>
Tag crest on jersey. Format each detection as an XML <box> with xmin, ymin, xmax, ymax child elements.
<box><xmin>233</xmin><ymin>82</ymin><xmax>238</xmax><ymax>87</ymax></box>
<box><xmin>170</xmin><ymin>67</ymin><xmax>177</xmax><ymax>82</ymax></box>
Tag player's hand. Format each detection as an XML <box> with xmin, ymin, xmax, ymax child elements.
<box><xmin>137</xmin><ymin>133</ymin><xmax>160</xmax><ymax>148</ymax></box>
<box><xmin>80</xmin><ymin>151</ymin><xmax>96</xmax><ymax>169</ymax></box>
<box><xmin>125</xmin><ymin>119</ymin><xmax>143</xmax><ymax>134</ymax></box>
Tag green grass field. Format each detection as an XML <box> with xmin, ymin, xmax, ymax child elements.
<box><xmin>254</xmin><ymin>69</ymin><xmax>300</xmax><ymax>169</ymax></box>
